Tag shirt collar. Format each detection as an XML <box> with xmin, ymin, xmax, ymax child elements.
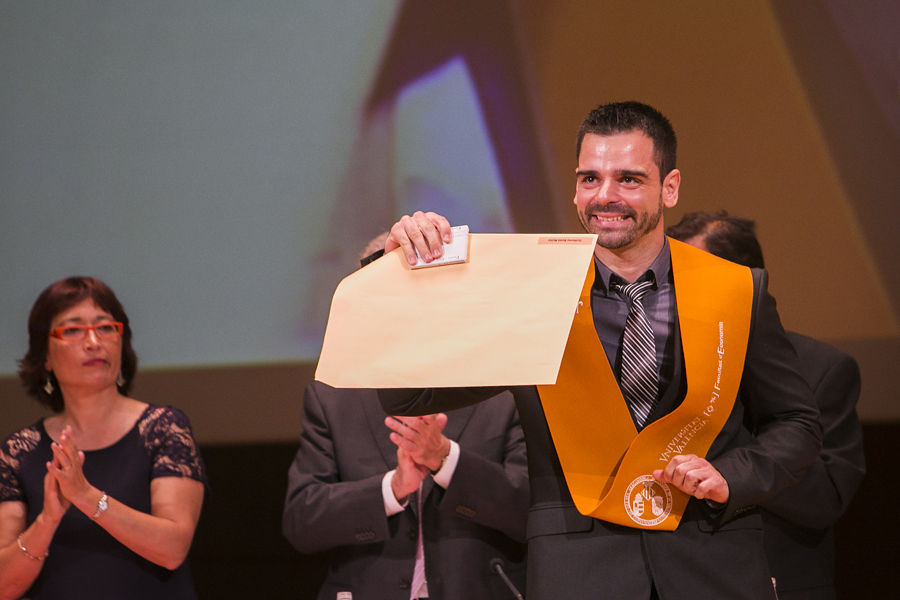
<box><xmin>593</xmin><ymin>237</ymin><xmax>672</xmax><ymax>295</ymax></box>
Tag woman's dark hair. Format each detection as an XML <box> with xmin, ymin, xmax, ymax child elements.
<box><xmin>18</xmin><ymin>276</ymin><xmax>138</xmax><ymax>412</ymax></box>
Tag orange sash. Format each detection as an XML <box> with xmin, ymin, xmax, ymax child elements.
<box><xmin>536</xmin><ymin>239</ymin><xmax>753</xmax><ymax>530</ymax></box>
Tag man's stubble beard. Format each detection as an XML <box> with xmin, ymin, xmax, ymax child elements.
<box><xmin>578</xmin><ymin>193</ymin><xmax>664</xmax><ymax>250</ymax></box>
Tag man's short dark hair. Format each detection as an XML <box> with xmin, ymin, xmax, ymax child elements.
<box><xmin>575</xmin><ymin>101</ymin><xmax>677</xmax><ymax>182</ymax></box>
<box><xmin>666</xmin><ymin>210</ymin><xmax>766</xmax><ymax>269</ymax></box>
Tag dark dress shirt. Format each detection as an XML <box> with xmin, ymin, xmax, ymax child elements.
<box><xmin>591</xmin><ymin>240</ymin><xmax>676</xmax><ymax>428</ymax></box>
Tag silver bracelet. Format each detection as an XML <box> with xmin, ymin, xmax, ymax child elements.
<box><xmin>91</xmin><ymin>492</ymin><xmax>109</xmax><ymax>521</ymax></box>
<box><xmin>17</xmin><ymin>535</ymin><xmax>48</xmax><ymax>561</ymax></box>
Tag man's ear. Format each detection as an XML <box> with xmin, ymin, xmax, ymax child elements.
<box><xmin>662</xmin><ymin>169</ymin><xmax>680</xmax><ymax>209</ymax></box>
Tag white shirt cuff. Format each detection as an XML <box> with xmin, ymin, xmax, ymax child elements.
<box><xmin>431</xmin><ymin>440</ymin><xmax>460</xmax><ymax>488</ymax></box>
<box><xmin>382</xmin><ymin>470</ymin><xmax>407</xmax><ymax>516</ymax></box>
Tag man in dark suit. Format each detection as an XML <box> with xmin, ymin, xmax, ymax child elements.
<box><xmin>283</xmin><ymin>237</ymin><xmax>528</xmax><ymax>600</ymax></box>
<box><xmin>376</xmin><ymin>101</ymin><xmax>822</xmax><ymax>599</ymax></box>
<box><xmin>668</xmin><ymin>210</ymin><xmax>866</xmax><ymax>600</ymax></box>
<box><xmin>282</xmin><ymin>384</ymin><xmax>527</xmax><ymax>600</ymax></box>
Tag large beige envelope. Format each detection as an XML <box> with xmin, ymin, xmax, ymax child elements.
<box><xmin>315</xmin><ymin>233</ymin><xmax>597</xmax><ymax>388</ymax></box>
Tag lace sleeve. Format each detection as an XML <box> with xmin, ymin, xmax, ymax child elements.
<box><xmin>0</xmin><ymin>427</ymin><xmax>40</xmax><ymax>503</ymax></box>
<box><xmin>138</xmin><ymin>406</ymin><xmax>207</xmax><ymax>484</ymax></box>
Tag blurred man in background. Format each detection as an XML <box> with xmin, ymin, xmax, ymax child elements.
<box><xmin>668</xmin><ymin>210</ymin><xmax>865</xmax><ymax>600</ymax></box>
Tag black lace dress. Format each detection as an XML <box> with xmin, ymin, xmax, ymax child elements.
<box><xmin>0</xmin><ymin>405</ymin><xmax>207</xmax><ymax>600</ymax></box>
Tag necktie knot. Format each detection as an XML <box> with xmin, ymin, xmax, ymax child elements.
<box><xmin>615</xmin><ymin>279</ymin><xmax>654</xmax><ymax>304</ymax></box>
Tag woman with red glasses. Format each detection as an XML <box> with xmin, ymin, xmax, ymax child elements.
<box><xmin>0</xmin><ymin>276</ymin><xmax>206</xmax><ymax>599</ymax></box>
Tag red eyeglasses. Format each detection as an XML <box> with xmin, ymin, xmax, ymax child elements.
<box><xmin>48</xmin><ymin>322</ymin><xmax>124</xmax><ymax>342</ymax></box>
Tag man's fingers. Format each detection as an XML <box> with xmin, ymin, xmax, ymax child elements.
<box><xmin>420</xmin><ymin>211</ymin><xmax>452</xmax><ymax>244</ymax></box>
<box><xmin>434</xmin><ymin>413</ymin><xmax>448</xmax><ymax>430</ymax></box>
<box><xmin>389</xmin><ymin>431</ymin><xmax>412</xmax><ymax>451</ymax></box>
<box><xmin>653</xmin><ymin>454</ymin><xmax>728</xmax><ymax>503</ymax></box>
<box><xmin>387</xmin><ymin>211</ymin><xmax>452</xmax><ymax>265</ymax></box>
<box><xmin>406</xmin><ymin>212</ymin><xmax>443</xmax><ymax>262</ymax></box>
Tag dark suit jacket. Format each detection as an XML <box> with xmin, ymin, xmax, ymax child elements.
<box><xmin>380</xmin><ymin>268</ymin><xmax>822</xmax><ymax>600</ymax></box>
<box><xmin>283</xmin><ymin>382</ymin><xmax>528</xmax><ymax>600</ymax></box>
<box><xmin>760</xmin><ymin>332</ymin><xmax>865</xmax><ymax>600</ymax></box>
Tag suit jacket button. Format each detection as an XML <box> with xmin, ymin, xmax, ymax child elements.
<box><xmin>399</xmin><ymin>577</ymin><xmax>411</xmax><ymax>590</ymax></box>
<box><xmin>408</xmin><ymin>528</ymin><xmax>418</xmax><ymax>540</ymax></box>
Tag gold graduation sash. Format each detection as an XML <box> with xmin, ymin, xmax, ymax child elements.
<box><xmin>536</xmin><ymin>238</ymin><xmax>753</xmax><ymax>530</ymax></box>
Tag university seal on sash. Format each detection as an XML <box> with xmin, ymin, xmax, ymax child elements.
<box><xmin>624</xmin><ymin>475</ymin><xmax>673</xmax><ymax>527</ymax></box>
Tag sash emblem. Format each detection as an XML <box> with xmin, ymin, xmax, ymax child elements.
<box><xmin>624</xmin><ymin>475</ymin><xmax>673</xmax><ymax>526</ymax></box>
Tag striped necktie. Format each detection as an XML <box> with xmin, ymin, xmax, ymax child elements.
<box><xmin>615</xmin><ymin>279</ymin><xmax>658</xmax><ymax>426</ymax></box>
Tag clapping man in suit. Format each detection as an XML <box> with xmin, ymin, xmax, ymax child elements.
<box><xmin>668</xmin><ymin>210</ymin><xmax>865</xmax><ymax>600</ymax></box>
<box><xmin>282</xmin><ymin>237</ymin><xmax>528</xmax><ymax>600</ymax></box>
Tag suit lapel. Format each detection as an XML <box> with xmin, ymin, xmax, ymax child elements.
<box><xmin>441</xmin><ymin>404</ymin><xmax>476</xmax><ymax>443</ymax></box>
<box><xmin>361</xmin><ymin>393</ymin><xmax>399</xmax><ymax>471</ymax></box>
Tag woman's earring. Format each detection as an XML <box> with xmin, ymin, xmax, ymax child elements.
<box><xmin>43</xmin><ymin>375</ymin><xmax>54</xmax><ymax>395</ymax></box>
<box><xmin>117</xmin><ymin>372</ymin><xmax>125</xmax><ymax>387</ymax></box>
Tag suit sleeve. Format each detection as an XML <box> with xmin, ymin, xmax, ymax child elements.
<box><xmin>434</xmin><ymin>399</ymin><xmax>529</xmax><ymax>543</ymax></box>
<box><xmin>282</xmin><ymin>383</ymin><xmax>391</xmax><ymax>554</ymax></box>
<box><xmin>711</xmin><ymin>269</ymin><xmax>823</xmax><ymax>521</ymax></box>
<box><xmin>760</xmin><ymin>342</ymin><xmax>865</xmax><ymax>529</ymax></box>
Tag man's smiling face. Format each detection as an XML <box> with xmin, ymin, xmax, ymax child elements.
<box><xmin>574</xmin><ymin>130</ymin><xmax>676</xmax><ymax>251</ymax></box>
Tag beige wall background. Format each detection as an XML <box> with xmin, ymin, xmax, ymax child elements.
<box><xmin>3</xmin><ymin>0</ymin><xmax>897</xmax><ymax>443</ymax></box>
